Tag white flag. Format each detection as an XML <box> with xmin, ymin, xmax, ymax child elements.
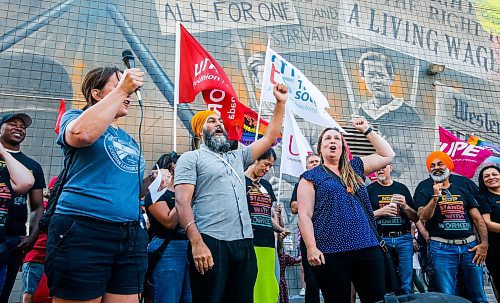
<box><xmin>260</xmin><ymin>46</ymin><xmax>345</xmax><ymax>132</ymax></box>
<box><xmin>281</xmin><ymin>110</ymin><xmax>313</xmax><ymax>177</ymax></box>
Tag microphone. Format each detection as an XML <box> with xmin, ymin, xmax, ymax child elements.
<box><xmin>121</xmin><ymin>50</ymin><xmax>143</xmax><ymax>102</ymax></box>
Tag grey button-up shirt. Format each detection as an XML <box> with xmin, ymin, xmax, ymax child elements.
<box><xmin>174</xmin><ymin>144</ymin><xmax>254</xmax><ymax>241</ymax></box>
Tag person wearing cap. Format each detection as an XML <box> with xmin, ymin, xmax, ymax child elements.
<box><xmin>175</xmin><ymin>83</ymin><xmax>288</xmax><ymax>303</ymax></box>
<box><xmin>0</xmin><ymin>113</ymin><xmax>45</xmax><ymax>301</ymax></box>
<box><xmin>0</xmin><ymin>131</ymin><xmax>35</xmax><ymax>292</ymax></box>
<box><xmin>414</xmin><ymin>151</ymin><xmax>488</xmax><ymax>302</ymax></box>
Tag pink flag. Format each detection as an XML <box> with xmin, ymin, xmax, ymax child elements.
<box><xmin>54</xmin><ymin>99</ymin><xmax>66</xmax><ymax>135</ymax></box>
<box><xmin>439</xmin><ymin>126</ymin><xmax>492</xmax><ymax>177</ymax></box>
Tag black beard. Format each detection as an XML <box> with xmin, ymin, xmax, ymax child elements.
<box><xmin>0</xmin><ymin>137</ymin><xmax>21</xmax><ymax>148</ymax></box>
<box><xmin>203</xmin><ymin>129</ymin><xmax>231</xmax><ymax>153</ymax></box>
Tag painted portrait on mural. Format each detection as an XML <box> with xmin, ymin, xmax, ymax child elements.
<box><xmin>340</xmin><ymin>47</ymin><xmax>423</xmax><ymax>182</ymax></box>
<box><xmin>357</xmin><ymin>51</ymin><xmax>420</xmax><ymax>124</ymax></box>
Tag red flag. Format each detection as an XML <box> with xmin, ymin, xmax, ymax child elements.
<box><xmin>54</xmin><ymin>99</ymin><xmax>66</xmax><ymax>135</ymax></box>
<box><xmin>439</xmin><ymin>126</ymin><xmax>492</xmax><ymax>177</ymax></box>
<box><xmin>176</xmin><ymin>23</ymin><xmax>254</xmax><ymax>140</ymax></box>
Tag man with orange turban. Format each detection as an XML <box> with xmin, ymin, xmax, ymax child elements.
<box><xmin>413</xmin><ymin>150</ymin><xmax>489</xmax><ymax>302</ymax></box>
<box><xmin>175</xmin><ymin>84</ymin><xmax>288</xmax><ymax>303</ymax></box>
<box><xmin>190</xmin><ymin>110</ymin><xmax>216</xmax><ymax>139</ymax></box>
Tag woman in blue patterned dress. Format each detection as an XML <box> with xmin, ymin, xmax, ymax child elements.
<box><xmin>297</xmin><ymin>117</ymin><xmax>395</xmax><ymax>303</ymax></box>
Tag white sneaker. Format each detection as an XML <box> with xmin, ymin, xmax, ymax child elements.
<box><xmin>300</xmin><ymin>288</ymin><xmax>306</xmax><ymax>296</ymax></box>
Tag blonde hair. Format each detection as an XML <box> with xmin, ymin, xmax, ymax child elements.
<box><xmin>317</xmin><ymin>128</ymin><xmax>364</xmax><ymax>193</ymax></box>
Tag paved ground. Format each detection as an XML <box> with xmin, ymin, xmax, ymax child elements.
<box><xmin>7</xmin><ymin>272</ymin><xmax>498</xmax><ymax>302</ymax></box>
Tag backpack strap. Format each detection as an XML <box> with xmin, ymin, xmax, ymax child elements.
<box><xmin>38</xmin><ymin>147</ymin><xmax>76</xmax><ymax>232</ymax></box>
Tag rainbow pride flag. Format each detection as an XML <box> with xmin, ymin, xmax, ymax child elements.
<box><xmin>467</xmin><ymin>135</ymin><xmax>500</xmax><ymax>163</ymax></box>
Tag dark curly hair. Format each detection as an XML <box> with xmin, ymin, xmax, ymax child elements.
<box><xmin>154</xmin><ymin>151</ymin><xmax>181</xmax><ymax>172</ymax></box>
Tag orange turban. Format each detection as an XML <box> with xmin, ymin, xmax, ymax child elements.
<box><xmin>426</xmin><ymin>151</ymin><xmax>454</xmax><ymax>172</ymax></box>
<box><xmin>191</xmin><ymin>110</ymin><xmax>217</xmax><ymax>138</ymax></box>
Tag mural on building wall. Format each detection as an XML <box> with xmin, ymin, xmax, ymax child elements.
<box><xmin>0</xmin><ymin>0</ymin><xmax>498</xmax><ymax>275</ymax></box>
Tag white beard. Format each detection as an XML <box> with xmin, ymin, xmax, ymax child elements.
<box><xmin>430</xmin><ymin>168</ymin><xmax>450</xmax><ymax>183</ymax></box>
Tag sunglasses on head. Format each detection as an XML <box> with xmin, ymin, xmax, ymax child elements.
<box><xmin>442</xmin><ymin>188</ymin><xmax>453</xmax><ymax>201</ymax></box>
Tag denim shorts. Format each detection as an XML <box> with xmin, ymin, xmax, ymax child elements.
<box><xmin>22</xmin><ymin>262</ymin><xmax>44</xmax><ymax>294</ymax></box>
<box><xmin>45</xmin><ymin>214</ymin><xmax>148</xmax><ymax>300</ymax></box>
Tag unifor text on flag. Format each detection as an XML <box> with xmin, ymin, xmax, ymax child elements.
<box><xmin>176</xmin><ymin>23</ymin><xmax>268</xmax><ymax>140</ymax></box>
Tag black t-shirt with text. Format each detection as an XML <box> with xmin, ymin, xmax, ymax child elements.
<box><xmin>246</xmin><ymin>177</ymin><xmax>276</xmax><ymax>248</ymax></box>
<box><xmin>144</xmin><ymin>190</ymin><xmax>187</xmax><ymax>240</ymax></box>
<box><xmin>414</xmin><ymin>183</ymin><xmax>478</xmax><ymax>239</ymax></box>
<box><xmin>414</xmin><ymin>174</ymin><xmax>479</xmax><ymax>200</ymax></box>
<box><xmin>367</xmin><ymin>181</ymin><xmax>416</xmax><ymax>234</ymax></box>
<box><xmin>477</xmin><ymin>191</ymin><xmax>500</xmax><ymax>249</ymax></box>
<box><xmin>0</xmin><ymin>151</ymin><xmax>45</xmax><ymax>236</ymax></box>
<box><xmin>0</xmin><ymin>167</ymin><xmax>13</xmax><ymax>243</ymax></box>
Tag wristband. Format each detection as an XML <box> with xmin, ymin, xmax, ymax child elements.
<box><xmin>363</xmin><ymin>127</ymin><xmax>373</xmax><ymax>136</ymax></box>
<box><xmin>432</xmin><ymin>194</ymin><xmax>441</xmax><ymax>198</ymax></box>
<box><xmin>185</xmin><ymin>221</ymin><xmax>196</xmax><ymax>231</ymax></box>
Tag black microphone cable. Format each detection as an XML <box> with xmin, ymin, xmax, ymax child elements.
<box><xmin>122</xmin><ymin>49</ymin><xmax>146</xmax><ymax>303</ymax></box>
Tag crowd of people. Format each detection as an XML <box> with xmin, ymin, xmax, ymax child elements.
<box><xmin>0</xmin><ymin>64</ymin><xmax>497</xmax><ymax>303</ymax></box>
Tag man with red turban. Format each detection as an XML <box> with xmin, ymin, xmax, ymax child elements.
<box><xmin>414</xmin><ymin>151</ymin><xmax>489</xmax><ymax>302</ymax></box>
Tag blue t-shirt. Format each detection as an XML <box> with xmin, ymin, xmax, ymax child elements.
<box><xmin>56</xmin><ymin>110</ymin><xmax>145</xmax><ymax>222</ymax></box>
<box><xmin>301</xmin><ymin>157</ymin><xmax>379</xmax><ymax>253</ymax></box>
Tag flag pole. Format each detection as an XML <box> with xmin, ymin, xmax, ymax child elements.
<box><xmin>277</xmin><ymin>161</ymin><xmax>283</xmax><ymax>206</ymax></box>
<box><xmin>254</xmin><ymin>39</ymin><xmax>271</xmax><ymax>142</ymax></box>
<box><xmin>173</xmin><ymin>21</ymin><xmax>181</xmax><ymax>152</ymax></box>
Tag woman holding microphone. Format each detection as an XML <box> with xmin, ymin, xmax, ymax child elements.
<box><xmin>46</xmin><ymin>66</ymin><xmax>148</xmax><ymax>303</ymax></box>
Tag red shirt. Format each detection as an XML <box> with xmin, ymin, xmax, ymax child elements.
<box><xmin>24</xmin><ymin>200</ymin><xmax>48</xmax><ymax>263</ymax></box>
<box><xmin>24</xmin><ymin>231</ymin><xmax>47</xmax><ymax>263</ymax></box>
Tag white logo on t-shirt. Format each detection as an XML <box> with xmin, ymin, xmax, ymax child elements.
<box><xmin>104</xmin><ymin>133</ymin><xmax>144</xmax><ymax>173</ymax></box>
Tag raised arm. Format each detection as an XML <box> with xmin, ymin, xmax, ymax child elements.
<box><xmin>353</xmin><ymin>118</ymin><xmax>395</xmax><ymax>175</ymax></box>
<box><xmin>65</xmin><ymin>68</ymin><xmax>143</xmax><ymax>147</ymax></box>
<box><xmin>0</xmin><ymin>143</ymin><xmax>34</xmax><ymax>194</ymax></box>
<box><xmin>249</xmin><ymin>84</ymin><xmax>287</xmax><ymax>161</ymax></box>
<box><xmin>297</xmin><ymin>178</ymin><xmax>324</xmax><ymax>266</ymax></box>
